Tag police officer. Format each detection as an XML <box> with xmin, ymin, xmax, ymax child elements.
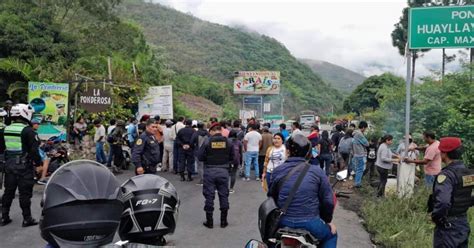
<box><xmin>132</xmin><ymin>119</ymin><xmax>161</xmax><ymax>175</ymax></box>
<box><xmin>1</xmin><ymin>104</ymin><xmax>41</xmax><ymax>227</ymax></box>
<box><xmin>2</xmin><ymin>100</ymin><xmax>13</xmax><ymax>126</ymax></box>
<box><xmin>197</xmin><ymin>122</ymin><xmax>234</xmax><ymax>229</ymax></box>
<box><xmin>430</xmin><ymin>137</ymin><xmax>473</xmax><ymax>248</ymax></box>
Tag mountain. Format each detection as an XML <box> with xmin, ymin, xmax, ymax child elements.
<box><xmin>118</xmin><ymin>0</ymin><xmax>343</xmax><ymax>115</ymax></box>
<box><xmin>300</xmin><ymin>59</ymin><xmax>366</xmax><ymax>94</ymax></box>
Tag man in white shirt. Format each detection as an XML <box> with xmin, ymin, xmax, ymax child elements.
<box><xmin>243</xmin><ymin>124</ymin><xmax>262</xmax><ymax>181</ymax></box>
<box><xmin>94</xmin><ymin>119</ymin><xmax>107</xmax><ymax>164</ymax></box>
<box><xmin>291</xmin><ymin>122</ymin><xmax>303</xmax><ymax>137</ymax></box>
<box><xmin>162</xmin><ymin>120</ymin><xmax>174</xmax><ymax>172</ymax></box>
<box><xmin>170</xmin><ymin>117</ymin><xmax>186</xmax><ymax>173</ymax></box>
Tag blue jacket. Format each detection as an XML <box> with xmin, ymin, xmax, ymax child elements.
<box><xmin>268</xmin><ymin>157</ymin><xmax>335</xmax><ymax>222</ymax></box>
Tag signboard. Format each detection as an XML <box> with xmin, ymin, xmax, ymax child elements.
<box><xmin>28</xmin><ymin>82</ymin><xmax>69</xmax><ymax>140</ymax></box>
<box><xmin>79</xmin><ymin>86</ymin><xmax>111</xmax><ymax>113</ymax></box>
<box><xmin>244</xmin><ymin>96</ymin><xmax>262</xmax><ymax>104</ymax></box>
<box><xmin>263</xmin><ymin>103</ymin><xmax>271</xmax><ymax>112</ymax></box>
<box><xmin>138</xmin><ymin>85</ymin><xmax>173</xmax><ymax>119</ymax></box>
<box><xmin>409</xmin><ymin>6</ymin><xmax>474</xmax><ymax>49</ymax></box>
<box><xmin>264</xmin><ymin>115</ymin><xmax>283</xmax><ymax>120</ymax></box>
<box><xmin>234</xmin><ymin>71</ymin><xmax>280</xmax><ymax>95</ymax></box>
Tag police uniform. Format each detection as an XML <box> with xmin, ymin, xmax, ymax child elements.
<box><xmin>132</xmin><ymin>131</ymin><xmax>161</xmax><ymax>174</ymax></box>
<box><xmin>1</xmin><ymin>121</ymin><xmax>42</xmax><ymax>226</ymax></box>
<box><xmin>197</xmin><ymin>131</ymin><xmax>234</xmax><ymax>228</ymax></box>
<box><xmin>430</xmin><ymin>137</ymin><xmax>473</xmax><ymax>248</ymax></box>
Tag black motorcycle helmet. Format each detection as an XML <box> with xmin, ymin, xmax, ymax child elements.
<box><xmin>40</xmin><ymin>160</ymin><xmax>122</xmax><ymax>248</ymax></box>
<box><xmin>287</xmin><ymin>133</ymin><xmax>312</xmax><ymax>158</ymax></box>
<box><xmin>118</xmin><ymin>174</ymin><xmax>179</xmax><ymax>245</ymax></box>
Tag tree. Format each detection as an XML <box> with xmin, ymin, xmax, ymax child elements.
<box><xmin>391</xmin><ymin>1</ymin><xmax>430</xmax><ymax>83</ymax></box>
<box><xmin>343</xmin><ymin>73</ymin><xmax>404</xmax><ymax>114</ymax></box>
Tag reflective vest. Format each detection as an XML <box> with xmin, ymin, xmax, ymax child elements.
<box><xmin>4</xmin><ymin>122</ymin><xmax>26</xmax><ymax>152</ymax></box>
<box><xmin>205</xmin><ymin>135</ymin><xmax>231</xmax><ymax>168</ymax></box>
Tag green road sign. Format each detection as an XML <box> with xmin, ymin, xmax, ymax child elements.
<box><xmin>409</xmin><ymin>5</ymin><xmax>474</xmax><ymax>49</ymax></box>
<box><xmin>264</xmin><ymin>115</ymin><xmax>283</xmax><ymax>120</ymax></box>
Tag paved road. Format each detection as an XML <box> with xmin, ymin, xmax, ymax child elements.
<box><xmin>1</xmin><ymin>168</ymin><xmax>372</xmax><ymax>248</ymax></box>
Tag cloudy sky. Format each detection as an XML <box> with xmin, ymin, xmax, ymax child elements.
<box><xmin>153</xmin><ymin>0</ymin><xmax>465</xmax><ymax>78</ymax></box>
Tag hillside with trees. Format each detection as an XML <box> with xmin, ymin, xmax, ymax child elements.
<box><xmin>118</xmin><ymin>0</ymin><xmax>343</xmax><ymax>115</ymax></box>
<box><xmin>300</xmin><ymin>59</ymin><xmax>366</xmax><ymax>94</ymax></box>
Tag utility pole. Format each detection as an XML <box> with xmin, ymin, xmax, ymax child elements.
<box><xmin>398</xmin><ymin>45</ymin><xmax>414</xmax><ymax>197</ymax></box>
<box><xmin>442</xmin><ymin>48</ymin><xmax>446</xmax><ymax>82</ymax></box>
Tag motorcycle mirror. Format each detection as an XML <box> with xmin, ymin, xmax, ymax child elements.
<box><xmin>336</xmin><ymin>170</ymin><xmax>348</xmax><ymax>181</ymax></box>
<box><xmin>245</xmin><ymin>239</ymin><xmax>267</xmax><ymax>248</ymax></box>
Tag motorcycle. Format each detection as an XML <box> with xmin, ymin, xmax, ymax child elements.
<box><xmin>43</xmin><ymin>136</ymin><xmax>70</xmax><ymax>175</ymax></box>
<box><xmin>253</xmin><ymin>170</ymin><xmax>352</xmax><ymax>248</ymax></box>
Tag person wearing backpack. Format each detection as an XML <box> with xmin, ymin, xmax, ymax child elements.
<box><xmin>317</xmin><ymin>131</ymin><xmax>333</xmax><ymax>176</ymax></box>
<box><xmin>365</xmin><ymin>137</ymin><xmax>379</xmax><ymax>181</ymax></box>
<box><xmin>191</xmin><ymin>122</ymin><xmax>209</xmax><ymax>185</ymax></box>
<box><xmin>338</xmin><ymin>129</ymin><xmax>353</xmax><ymax>177</ymax></box>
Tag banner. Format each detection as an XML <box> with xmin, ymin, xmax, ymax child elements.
<box><xmin>79</xmin><ymin>86</ymin><xmax>112</xmax><ymax>113</ymax></box>
<box><xmin>234</xmin><ymin>71</ymin><xmax>280</xmax><ymax>95</ymax></box>
<box><xmin>138</xmin><ymin>85</ymin><xmax>173</xmax><ymax>120</ymax></box>
<box><xmin>28</xmin><ymin>82</ymin><xmax>69</xmax><ymax>140</ymax></box>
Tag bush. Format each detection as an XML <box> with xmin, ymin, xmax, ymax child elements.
<box><xmin>361</xmin><ymin>188</ymin><xmax>474</xmax><ymax>247</ymax></box>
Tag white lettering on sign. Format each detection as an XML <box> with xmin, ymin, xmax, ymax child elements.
<box><xmin>79</xmin><ymin>96</ymin><xmax>111</xmax><ymax>105</ymax></box>
<box><xmin>452</xmin><ymin>10</ymin><xmax>474</xmax><ymax>19</ymax></box>
<box><xmin>454</xmin><ymin>36</ymin><xmax>474</xmax><ymax>44</ymax></box>
<box><xmin>93</xmin><ymin>88</ymin><xmax>101</xmax><ymax>96</ymax></box>
<box><xmin>427</xmin><ymin>36</ymin><xmax>448</xmax><ymax>45</ymax></box>
<box><xmin>417</xmin><ymin>23</ymin><xmax>474</xmax><ymax>34</ymax></box>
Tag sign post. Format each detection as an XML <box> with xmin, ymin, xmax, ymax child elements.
<box><xmin>138</xmin><ymin>85</ymin><xmax>174</xmax><ymax>120</ymax></box>
<box><xmin>78</xmin><ymin>86</ymin><xmax>112</xmax><ymax>113</ymax></box>
<box><xmin>399</xmin><ymin>5</ymin><xmax>474</xmax><ymax>197</ymax></box>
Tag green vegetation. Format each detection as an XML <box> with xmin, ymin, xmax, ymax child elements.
<box><xmin>343</xmin><ymin>73</ymin><xmax>404</xmax><ymax>115</ymax></box>
<box><xmin>362</xmin><ymin>188</ymin><xmax>474</xmax><ymax>248</ymax></box>
<box><xmin>119</xmin><ymin>0</ymin><xmax>343</xmax><ymax>115</ymax></box>
<box><xmin>300</xmin><ymin>59</ymin><xmax>366</xmax><ymax>94</ymax></box>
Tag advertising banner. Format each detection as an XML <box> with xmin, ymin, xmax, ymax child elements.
<box><xmin>138</xmin><ymin>85</ymin><xmax>173</xmax><ymax>120</ymax></box>
<box><xmin>28</xmin><ymin>82</ymin><xmax>69</xmax><ymax>140</ymax></box>
<box><xmin>234</xmin><ymin>71</ymin><xmax>280</xmax><ymax>95</ymax></box>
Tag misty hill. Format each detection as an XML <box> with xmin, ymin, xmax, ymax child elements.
<box><xmin>300</xmin><ymin>59</ymin><xmax>366</xmax><ymax>94</ymax></box>
<box><xmin>119</xmin><ymin>0</ymin><xmax>342</xmax><ymax>114</ymax></box>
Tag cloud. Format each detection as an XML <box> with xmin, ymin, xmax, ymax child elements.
<box><xmin>151</xmin><ymin>0</ymin><xmax>465</xmax><ymax>79</ymax></box>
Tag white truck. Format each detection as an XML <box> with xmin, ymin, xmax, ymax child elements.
<box><xmin>299</xmin><ymin>110</ymin><xmax>320</xmax><ymax>129</ymax></box>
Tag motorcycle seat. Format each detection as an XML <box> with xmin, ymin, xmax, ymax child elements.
<box><xmin>276</xmin><ymin>227</ymin><xmax>319</xmax><ymax>245</ymax></box>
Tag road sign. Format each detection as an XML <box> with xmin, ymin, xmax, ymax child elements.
<box><xmin>409</xmin><ymin>5</ymin><xmax>474</xmax><ymax>49</ymax></box>
<box><xmin>243</xmin><ymin>96</ymin><xmax>262</xmax><ymax>104</ymax></box>
<box><xmin>264</xmin><ymin>115</ymin><xmax>283</xmax><ymax>120</ymax></box>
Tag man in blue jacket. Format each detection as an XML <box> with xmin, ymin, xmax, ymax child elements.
<box><xmin>268</xmin><ymin>134</ymin><xmax>337</xmax><ymax>248</ymax></box>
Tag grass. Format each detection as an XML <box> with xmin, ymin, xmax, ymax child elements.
<box><xmin>360</xmin><ymin>187</ymin><xmax>474</xmax><ymax>248</ymax></box>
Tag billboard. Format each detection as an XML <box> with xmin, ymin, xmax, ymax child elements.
<box><xmin>79</xmin><ymin>86</ymin><xmax>112</xmax><ymax>113</ymax></box>
<box><xmin>138</xmin><ymin>85</ymin><xmax>173</xmax><ymax>120</ymax></box>
<box><xmin>28</xmin><ymin>82</ymin><xmax>69</xmax><ymax>140</ymax></box>
<box><xmin>234</xmin><ymin>71</ymin><xmax>280</xmax><ymax>95</ymax></box>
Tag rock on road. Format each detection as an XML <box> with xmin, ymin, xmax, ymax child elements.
<box><xmin>0</xmin><ymin>168</ymin><xmax>373</xmax><ymax>247</ymax></box>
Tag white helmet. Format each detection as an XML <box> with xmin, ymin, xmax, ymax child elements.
<box><xmin>10</xmin><ymin>104</ymin><xmax>34</xmax><ymax>121</ymax></box>
<box><xmin>0</xmin><ymin>109</ymin><xmax>6</xmax><ymax>117</ymax></box>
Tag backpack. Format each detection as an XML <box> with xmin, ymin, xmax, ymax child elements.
<box><xmin>338</xmin><ymin>137</ymin><xmax>352</xmax><ymax>154</ymax></box>
<box><xmin>198</xmin><ymin>135</ymin><xmax>207</xmax><ymax>149</ymax></box>
<box><xmin>232</xmin><ymin>139</ymin><xmax>242</xmax><ymax>166</ymax></box>
<box><xmin>107</xmin><ymin>128</ymin><xmax>116</xmax><ymax>143</ymax></box>
<box><xmin>368</xmin><ymin>148</ymin><xmax>376</xmax><ymax>160</ymax></box>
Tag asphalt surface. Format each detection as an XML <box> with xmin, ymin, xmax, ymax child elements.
<box><xmin>0</xmin><ymin>165</ymin><xmax>373</xmax><ymax>248</ymax></box>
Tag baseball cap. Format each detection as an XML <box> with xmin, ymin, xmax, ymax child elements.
<box><xmin>31</xmin><ymin>118</ymin><xmax>41</xmax><ymax>124</ymax></box>
<box><xmin>209</xmin><ymin>122</ymin><xmax>221</xmax><ymax>131</ymax></box>
<box><xmin>438</xmin><ymin>137</ymin><xmax>462</xmax><ymax>153</ymax></box>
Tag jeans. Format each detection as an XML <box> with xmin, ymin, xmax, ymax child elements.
<box><xmin>106</xmin><ymin>142</ymin><xmax>114</xmax><ymax>167</ymax></box>
<box><xmin>320</xmin><ymin>153</ymin><xmax>333</xmax><ymax>176</ymax></box>
<box><xmin>425</xmin><ymin>174</ymin><xmax>435</xmax><ymax>188</ymax></box>
<box><xmin>265</xmin><ymin>171</ymin><xmax>272</xmax><ymax>187</ymax></box>
<box><xmin>245</xmin><ymin>151</ymin><xmax>259</xmax><ymax>179</ymax></box>
<box><xmin>352</xmin><ymin>156</ymin><xmax>366</xmax><ymax>187</ymax></box>
<box><xmin>95</xmin><ymin>142</ymin><xmax>107</xmax><ymax>164</ymax></box>
<box><xmin>377</xmin><ymin>166</ymin><xmax>389</xmax><ymax>197</ymax></box>
<box><xmin>279</xmin><ymin>217</ymin><xmax>337</xmax><ymax>248</ymax></box>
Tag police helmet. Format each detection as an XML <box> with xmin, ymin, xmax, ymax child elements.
<box><xmin>287</xmin><ymin>134</ymin><xmax>312</xmax><ymax>158</ymax></box>
<box><xmin>118</xmin><ymin>174</ymin><xmax>179</xmax><ymax>245</ymax></box>
<box><xmin>40</xmin><ymin>160</ymin><xmax>122</xmax><ymax>248</ymax></box>
<box><xmin>10</xmin><ymin>104</ymin><xmax>34</xmax><ymax>121</ymax></box>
